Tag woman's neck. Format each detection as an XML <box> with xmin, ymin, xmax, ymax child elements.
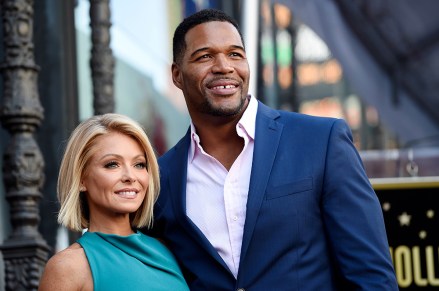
<box><xmin>88</xmin><ymin>216</ymin><xmax>134</xmax><ymax>236</ymax></box>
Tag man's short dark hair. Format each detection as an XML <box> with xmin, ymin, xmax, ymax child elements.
<box><xmin>173</xmin><ymin>9</ymin><xmax>244</xmax><ymax>64</ymax></box>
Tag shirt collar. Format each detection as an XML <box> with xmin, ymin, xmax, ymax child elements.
<box><xmin>237</xmin><ymin>94</ymin><xmax>257</xmax><ymax>140</ymax></box>
<box><xmin>189</xmin><ymin>95</ymin><xmax>258</xmax><ymax>163</ymax></box>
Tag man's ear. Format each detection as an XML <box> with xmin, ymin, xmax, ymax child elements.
<box><xmin>171</xmin><ymin>63</ymin><xmax>183</xmax><ymax>89</ymax></box>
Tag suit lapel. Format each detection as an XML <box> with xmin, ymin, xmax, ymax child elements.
<box><xmin>239</xmin><ymin>102</ymin><xmax>283</xmax><ymax>265</ymax></box>
<box><xmin>167</xmin><ymin>130</ymin><xmax>233</xmax><ymax>273</ymax></box>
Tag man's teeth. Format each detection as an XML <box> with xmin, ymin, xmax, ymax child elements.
<box><xmin>213</xmin><ymin>85</ymin><xmax>235</xmax><ymax>89</ymax></box>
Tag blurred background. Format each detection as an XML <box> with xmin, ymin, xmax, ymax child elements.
<box><xmin>1</xmin><ymin>0</ymin><xmax>438</xmax><ymax>290</ymax></box>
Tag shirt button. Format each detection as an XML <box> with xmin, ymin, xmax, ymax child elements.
<box><xmin>233</xmin><ymin>216</ymin><xmax>238</xmax><ymax>221</ymax></box>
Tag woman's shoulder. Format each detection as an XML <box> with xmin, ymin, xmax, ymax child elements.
<box><xmin>38</xmin><ymin>243</ymin><xmax>92</xmax><ymax>291</ymax></box>
<box><xmin>50</xmin><ymin>242</ymin><xmax>88</xmax><ymax>267</ymax></box>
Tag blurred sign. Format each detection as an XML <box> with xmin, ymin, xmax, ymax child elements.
<box><xmin>372</xmin><ymin>177</ymin><xmax>439</xmax><ymax>290</ymax></box>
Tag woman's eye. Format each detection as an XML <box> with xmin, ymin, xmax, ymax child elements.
<box><xmin>135</xmin><ymin>162</ymin><xmax>147</xmax><ymax>169</ymax></box>
<box><xmin>104</xmin><ymin>161</ymin><xmax>118</xmax><ymax>168</ymax></box>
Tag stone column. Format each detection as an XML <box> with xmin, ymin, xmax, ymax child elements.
<box><xmin>0</xmin><ymin>0</ymin><xmax>50</xmax><ymax>290</ymax></box>
<box><xmin>90</xmin><ymin>0</ymin><xmax>115</xmax><ymax>114</ymax></box>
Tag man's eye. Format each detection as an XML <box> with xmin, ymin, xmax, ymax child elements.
<box><xmin>230</xmin><ymin>52</ymin><xmax>243</xmax><ymax>58</ymax></box>
<box><xmin>104</xmin><ymin>161</ymin><xmax>118</xmax><ymax>168</ymax></box>
<box><xmin>197</xmin><ymin>54</ymin><xmax>210</xmax><ymax>60</ymax></box>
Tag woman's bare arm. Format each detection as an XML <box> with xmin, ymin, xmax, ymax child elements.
<box><xmin>39</xmin><ymin>243</ymin><xmax>92</xmax><ymax>291</ymax></box>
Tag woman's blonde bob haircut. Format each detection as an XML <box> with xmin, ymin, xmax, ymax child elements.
<box><xmin>57</xmin><ymin>113</ymin><xmax>160</xmax><ymax>232</ymax></box>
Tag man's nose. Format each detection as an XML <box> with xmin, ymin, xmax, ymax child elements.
<box><xmin>212</xmin><ymin>54</ymin><xmax>234</xmax><ymax>74</ymax></box>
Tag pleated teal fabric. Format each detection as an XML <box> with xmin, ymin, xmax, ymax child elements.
<box><xmin>77</xmin><ymin>231</ymin><xmax>189</xmax><ymax>291</ymax></box>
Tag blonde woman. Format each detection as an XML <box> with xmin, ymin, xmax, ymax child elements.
<box><xmin>39</xmin><ymin>113</ymin><xmax>188</xmax><ymax>291</ymax></box>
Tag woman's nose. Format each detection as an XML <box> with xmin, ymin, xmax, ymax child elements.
<box><xmin>121</xmin><ymin>167</ymin><xmax>136</xmax><ymax>182</ymax></box>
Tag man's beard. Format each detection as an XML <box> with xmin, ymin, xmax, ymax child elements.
<box><xmin>200</xmin><ymin>93</ymin><xmax>246</xmax><ymax>117</ymax></box>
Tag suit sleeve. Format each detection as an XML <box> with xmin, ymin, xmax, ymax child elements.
<box><xmin>322</xmin><ymin>119</ymin><xmax>398</xmax><ymax>290</ymax></box>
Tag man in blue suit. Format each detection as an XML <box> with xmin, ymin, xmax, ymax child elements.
<box><xmin>150</xmin><ymin>9</ymin><xmax>398</xmax><ymax>290</ymax></box>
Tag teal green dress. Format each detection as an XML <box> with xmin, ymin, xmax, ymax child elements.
<box><xmin>77</xmin><ymin>231</ymin><xmax>189</xmax><ymax>291</ymax></box>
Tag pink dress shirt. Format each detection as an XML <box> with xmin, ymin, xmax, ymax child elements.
<box><xmin>186</xmin><ymin>95</ymin><xmax>257</xmax><ymax>278</ymax></box>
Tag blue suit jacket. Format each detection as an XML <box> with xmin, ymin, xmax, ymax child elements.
<box><xmin>151</xmin><ymin>101</ymin><xmax>398</xmax><ymax>290</ymax></box>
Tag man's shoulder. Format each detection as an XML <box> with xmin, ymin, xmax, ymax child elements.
<box><xmin>158</xmin><ymin>132</ymin><xmax>190</xmax><ymax>165</ymax></box>
<box><xmin>258</xmin><ymin>104</ymin><xmax>340</xmax><ymax>128</ymax></box>
<box><xmin>257</xmin><ymin>101</ymin><xmax>335</xmax><ymax>120</ymax></box>
<box><xmin>158</xmin><ymin>145</ymin><xmax>178</xmax><ymax>166</ymax></box>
